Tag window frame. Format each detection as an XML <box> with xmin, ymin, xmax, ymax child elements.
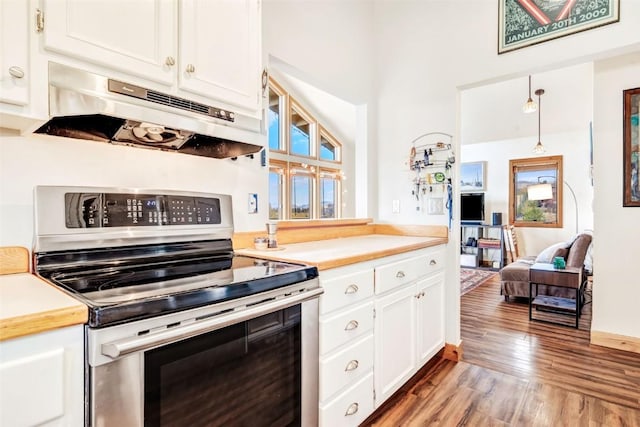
<box><xmin>318</xmin><ymin>125</ymin><xmax>342</xmax><ymax>163</ymax></box>
<box><xmin>268</xmin><ymin>159</ymin><xmax>288</xmax><ymax>220</ymax></box>
<box><xmin>509</xmin><ymin>155</ymin><xmax>564</xmax><ymax>228</ymax></box>
<box><xmin>267</xmin><ymin>78</ymin><xmax>288</xmax><ymax>153</ymax></box>
<box><xmin>318</xmin><ymin>167</ymin><xmax>342</xmax><ymax>219</ymax></box>
<box><xmin>267</xmin><ymin>77</ymin><xmax>345</xmax><ymax>220</ymax></box>
<box><xmin>288</xmin><ymin>162</ymin><xmax>316</xmax><ymax>220</ymax></box>
<box><xmin>288</xmin><ymin>99</ymin><xmax>316</xmax><ymax>159</ymax></box>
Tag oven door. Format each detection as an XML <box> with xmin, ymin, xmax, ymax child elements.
<box><xmin>88</xmin><ymin>286</ymin><xmax>321</xmax><ymax>427</ymax></box>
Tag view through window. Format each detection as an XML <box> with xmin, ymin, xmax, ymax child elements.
<box><xmin>509</xmin><ymin>155</ymin><xmax>564</xmax><ymax>228</ymax></box>
<box><xmin>267</xmin><ymin>77</ymin><xmax>343</xmax><ymax>220</ymax></box>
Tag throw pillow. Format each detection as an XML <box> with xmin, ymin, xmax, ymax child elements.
<box><xmin>584</xmin><ymin>242</ymin><xmax>594</xmax><ymax>273</ymax></box>
<box><xmin>535</xmin><ymin>241</ymin><xmax>570</xmax><ymax>263</ymax></box>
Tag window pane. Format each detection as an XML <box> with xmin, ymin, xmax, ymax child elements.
<box><xmin>290</xmin><ymin>175</ymin><xmax>311</xmax><ymax>219</ymax></box>
<box><xmin>514</xmin><ymin>168</ymin><xmax>557</xmax><ymax>223</ymax></box>
<box><xmin>320</xmin><ymin>177</ymin><xmax>337</xmax><ymax>218</ymax></box>
<box><xmin>268</xmin><ymin>170</ymin><xmax>282</xmax><ymax>220</ymax></box>
<box><xmin>290</xmin><ymin>107</ymin><xmax>311</xmax><ymax>156</ymax></box>
<box><xmin>320</xmin><ymin>135</ymin><xmax>336</xmax><ymax>161</ymax></box>
<box><xmin>268</xmin><ymin>89</ymin><xmax>281</xmax><ymax>151</ymax></box>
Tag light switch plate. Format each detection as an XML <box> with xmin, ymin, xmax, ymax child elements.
<box><xmin>248</xmin><ymin>193</ymin><xmax>258</xmax><ymax>214</ymax></box>
<box><xmin>392</xmin><ymin>200</ymin><xmax>400</xmax><ymax>213</ymax></box>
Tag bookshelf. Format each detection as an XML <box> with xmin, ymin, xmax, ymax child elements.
<box><xmin>460</xmin><ymin>224</ymin><xmax>505</xmax><ymax>270</ymax></box>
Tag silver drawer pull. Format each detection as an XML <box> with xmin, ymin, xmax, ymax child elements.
<box><xmin>396</xmin><ymin>271</ymin><xmax>406</xmax><ymax>278</ymax></box>
<box><xmin>344</xmin><ymin>320</ymin><xmax>359</xmax><ymax>331</ymax></box>
<box><xmin>430</xmin><ymin>259</ymin><xmax>437</xmax><ymax>265</ymax></box>
<box><xmin>8</xmin><ymin>66</ymin><xmax>25</xmax><ymax>79</ymax></box>
<box><xmin>344</xmin><ymin>359</ymin><xmax>359</xmax><ymax>372</ymax></box>
<box><xmin>344</xmin><ymin>284</ymin><xmax>359</xmax><ymax>294</ymax></box>
<box><xmin>345</xmin><ymin>403</ymin><xmax>359</xmax><ymax>416</ymax></box>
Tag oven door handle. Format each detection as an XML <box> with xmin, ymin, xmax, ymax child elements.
<box><xmin>101</xmin><ymin>287</ymin><xmax>323</xmax><ymax>359</ymax></box>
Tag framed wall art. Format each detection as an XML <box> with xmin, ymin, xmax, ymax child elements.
<box><xmin>498</xmin><ymin>0</ymin><xmax>620</xmax><ymax>54</ymax></box>
<box><xmin>460</xmin><ymin>161</ymin><xmax>486</xmax><ymax>192</ymax></box>
<box><xmin>623</xmin><ymin>87</ymin><xmax>640</xmax><ymax>207</ymax></box>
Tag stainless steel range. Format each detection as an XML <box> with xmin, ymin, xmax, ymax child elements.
<box><xmin>33</xmin><ymin>186</ymin><xmax>321</xmax><ymax>427</ymax></box>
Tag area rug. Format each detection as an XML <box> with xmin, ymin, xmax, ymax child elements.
<box><xmin>461</xmin><ymin>268</ymin><xmax>498</xmax><ymax>295</ymax></box>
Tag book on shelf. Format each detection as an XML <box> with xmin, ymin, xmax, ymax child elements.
<box><xmin>477</xmin><ymin>238</ymin><xmax>501</xmax><ymax>249</ymax></box>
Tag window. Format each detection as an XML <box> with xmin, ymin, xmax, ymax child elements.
<box><xmin>290</xmin><ymin>101</ymin><xmax>314</xmax><ymax>157</ymax></box>
<box><xmin>268</xmin><ymin>160</ymin><xmax>286</xmax><ymax>220</ymax></box>
<box><xmin>267</xmin><ymin>77</ymin><xmax>344</xmax><ymax>220</ymax></box>
<box><xmin>509</xmin><ymin>155</ymin><xmax>563</xmax><ymax>228</ymax></box>
<box><xmin>319</xmin><ymin>126</ymin><xmax>341</xmax><ymax>162</ymax></box>
<box><xmin>319</xmin><ymin>168</ymin><xmax>341</xmax><ymax>219</ymax></box>
<box><xmin>268</xmin><ymin>80</ymin><xmax>286</xmax><ymax>152</ymax></box>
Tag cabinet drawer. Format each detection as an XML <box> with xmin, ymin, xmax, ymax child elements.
<box><xmin>319</xmin><ymin>334</ymin><xmax>374</xmax><ymax>401</ymax></box>
<box><xmin>375</xmin><ymin>249</ymin><xmax>445</xmax><ymax>295</ymax></box>
<box><xmin>424</xmin><ymin>248</ymin><xmax>445</xmax><ymax>274</ymax></box>
<box><xmin>320</xmin><ymin>269</ymin><xmax>374</xmax><ymax>315</ymax></box>
<box><xmin>320</xmin><ymin>301</ymin><xmax>373</xmax><ymax>355</ymax></box>
<box><xmin>375</xmin><ymin>255</ymin><xmax>426</xmax><ymax>294</ymax></box>
<box><xmin>319</xmin><ymin>372</ymin><xmax>374</xmax><ymax>427</ymax></box>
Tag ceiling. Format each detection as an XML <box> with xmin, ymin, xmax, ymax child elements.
<box><xmin>460</xmin><ymin>62</ymin><xmax>593</xmax><ymax>145</ymax></box>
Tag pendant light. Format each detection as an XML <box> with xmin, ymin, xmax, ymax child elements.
<box><xmin>523</xmin><ymin>75</ymin><xmax>537</xmax><ymax>113</ymax></box>
<box><xmin>533</xmin><ymin>88</ymin><xmax>546</xmax><ymax>154</ymax></box>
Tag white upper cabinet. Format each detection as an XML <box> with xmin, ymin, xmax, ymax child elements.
<box><xmin>0</xmin><ymin>0</ymin><xmax>29</xmax><ymax>106</ymax></box>
<box><xmin>40</xmin><ymin>0</ymin><xmax>262</xmax><ymax>115</ymax></box>
<box><xmin>42</xmin><ymin>0</ymin><xmax>176</xmax><ymax>85</ymax></box>
<box><xmin>179</xmin><ymin>0</ymin><xmax>262</xmax><ymax>113</ymax></box>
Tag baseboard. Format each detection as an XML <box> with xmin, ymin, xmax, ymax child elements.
<box><xmin>591</xmin><ymin>330</ymin><xmax>640</xmax><ymax>354</ymax></box>
<box><xmin>443</xmin><ymin>341</ymin><xmax>463</xmax><ymax>361</ymax></box>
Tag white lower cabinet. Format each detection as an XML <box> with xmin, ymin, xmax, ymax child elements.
<box><xmin>374</xmin><ymin>284</ymin><xmax>417</xmax><ymax>404</ymax></box>
<box><xmin>319</xmin><ymin>372</ymin><xmax>374</xmax><ymax>427</ymax></box>
<box><xmin>318</xmin><ymin>245</ymin><xmax>446</xmax><ymax>426</ymax></box>
<box><xmin>417</xmin><ymin>272</ymin><xmax>445</xmax><ymax>365</ymax></box>
<box><xmin>374</xmin><ymin>270</ymin><xmax>445</xmax><ymax>407</ymax></box>
<box><xmin>0</xmin><ymin>325</ymin><xmax>84</xmax><ymax>427</ymax></box>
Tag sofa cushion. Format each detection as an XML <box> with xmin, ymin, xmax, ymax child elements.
<box><xmin>566</xmin><ymin>233</ymin><xmax>592</xmax><ymax>268</ymax></box>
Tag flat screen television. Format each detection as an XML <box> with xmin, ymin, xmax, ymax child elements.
<box><xmin>460</xmin><ymin>193</ymin><xmax>484</xmax><ymax>224</ymax></box>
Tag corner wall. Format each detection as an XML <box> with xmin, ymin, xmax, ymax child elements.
<box><xmin>592</xmin><ymin>52</ymin><xmax>640</xmax><ymax>345</ymax></box>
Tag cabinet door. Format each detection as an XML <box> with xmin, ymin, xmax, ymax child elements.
<box><xmin>374</xmin><ymin>285</ymin><xmax>416</xmax><ymax>406</ymax></box>
<box><xmin>178</xmin><ymin>0</ymin><xmax>261</xmax><ymax>113</ymax></box>
<box><xmin>0</xmin><ymin>326</ymin><xmax>84</xmax><ymax>426</ymax></box>
<box><xmin>42</xmin><ymin>0</ymin><xmax>176</xmax><ymax>85</ymax></box>
<box><xmin>0</xmin><ymin>0</ymin><xmax>29</xmax><ymax>106</ymax></box>
<box><xmin>416</xmin><ymin>272</ymin><xmax>445</xmax><ymax>366</ymax></box>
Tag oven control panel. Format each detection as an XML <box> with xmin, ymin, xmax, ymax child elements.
<box><xmin>65</xmin><ymin>192</ymin><xmax>221</xmax><ymax>228</ymax></box>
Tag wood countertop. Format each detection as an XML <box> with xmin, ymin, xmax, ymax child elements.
<box><xmin>236</xmin><ymin>234</ymin><xmax>447</xmax><ymax>270</ymax></box>
<box><xmin>0</xmin><ymin>274</ymin><xmax>88</xmax><ymax>342</ymax></box>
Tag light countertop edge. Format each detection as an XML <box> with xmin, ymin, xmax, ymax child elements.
<box><xmin>236</xmin><ymin>235</ymin><xmax>448</xmax><ymax>270</ymax></box>
<box><xmin>0</xmin><ymin>273</ymin><xmax>88</xmax><ymax>342</ymax></box>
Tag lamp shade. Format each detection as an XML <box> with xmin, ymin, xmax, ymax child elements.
<box><xmin>527</xmin><ymin>183</ymin><xmax>553</xmax><ymax>201</ymax></box>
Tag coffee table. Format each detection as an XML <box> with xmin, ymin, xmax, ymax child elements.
<box><xmin>529</xmin><ymin>263</ymin><xmax>584</xmax><ymax>328</ymax></box>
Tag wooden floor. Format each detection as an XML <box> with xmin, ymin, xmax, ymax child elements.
<box><xmin>364</xmin><ymin>275</ymin><xmax>640</xmax><ymax>426</ymax></box>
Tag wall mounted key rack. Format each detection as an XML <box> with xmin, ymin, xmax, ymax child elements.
<box><xmin>407</xmin><ymin>132</ymin><xmax>455</xmax><ymax>216</ymax></box>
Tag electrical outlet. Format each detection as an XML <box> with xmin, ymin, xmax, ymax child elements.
<box><xmin>392</xmin><ymin>200</ymin><xmax>400</xmax><ymax>213</ymax></box>
<box><xmin>248</xmin><ymin>193</ymin><xmax>258</xmax><ymax>214</ymax></box>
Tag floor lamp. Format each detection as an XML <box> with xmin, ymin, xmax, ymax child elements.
<box><xmin>527</xmin><ymin>179</ymin><xmax>579</xmax><ymax>235</ymax></box>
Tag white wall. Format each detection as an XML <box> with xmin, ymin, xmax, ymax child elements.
<box><xmin>0</xmin><ymin>132</ymin><xmax>269</xmax><ymax>249</ymax></box>
<box><xmin>372</xmin><ymin>1</ymin><xmax>640</xmax><ymax>347</ymax></box>
<box><xmin>592</xmin><ymin>52</ymin><xmax>640</xmax><ymax>339</ymax></box>
<box><xmin>461</xmin><ymin>131</ymin><xmax>594</xmax><ymax>256</ymax></box>
<box><xmin>262</xmin><ymin>0</ymin><xmax>377</xmax><ymax>218</ymax></box>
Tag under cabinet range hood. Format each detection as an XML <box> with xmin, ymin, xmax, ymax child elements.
<box><xmin>35</xmin><ymin>63</ymin><xmax>264</xmax><ymax>159</ymax></box>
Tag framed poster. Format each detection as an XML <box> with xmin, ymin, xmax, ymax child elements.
<box><xmin>460</xmin><ymin>162</ymin><xmax>486</xmax><ymax>192</ymax></box>
<box><xmin>498</xmin><ymin>0</ymin><xmax>620</xmax><ymax>54</ymax></box>
<box><xmin>623</xmin><ymin>87</ymin><xmax>640</xmax><ymax>207</ymax></box>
